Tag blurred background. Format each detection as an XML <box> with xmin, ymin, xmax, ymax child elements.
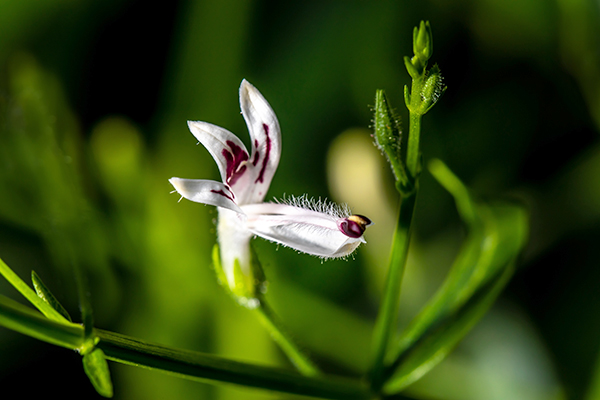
<box><xmin>0</xmin><ymin>0</ymin><xmax>599</xmax><ymax>399</ymax></box>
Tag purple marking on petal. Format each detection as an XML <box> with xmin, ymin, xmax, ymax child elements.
<box><xmin>211</xmin><ymin>189</ymin><xmax>235</xmax><ymax>202</ymax></box>
<box><xmin>222</xmin><ymin>140</ymin><xmax>249</xmax><ymax>185</ymax></box>
<box><xmin>255</xmin><ymin>124</ymin><xmax>272</xmax><ymax>184</ymax></box>
<box><xmin>252</xmin><ymin>139</ymin><xmax>260</xmax><ymax>166</ymax></box>
<box><xmin>337</xmin><ymin>218</ymin><xmax>364</xmax><ymax>238</ymax></box>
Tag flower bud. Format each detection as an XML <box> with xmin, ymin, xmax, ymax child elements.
<box><xmin>418</xmin><ymin>65</ymin><xmax>445</xmax><ymax>115</ymax></box>
<box><xmin>404</xmin><ymin>56</ymin><xmax>422</xmax><ymax>80</ymax></box>
<box><xmin>373</xmin><ymin>90</ymin><xmax>410</xmax><ymax>192</ymax></box>
<box><xmin>413</xmin><ymin>21</ymin><xmax>433</xmax><ymax>66</ymax></box>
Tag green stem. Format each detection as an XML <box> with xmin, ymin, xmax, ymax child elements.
<box><xmin>253</xmin><ymin>299</ymin><xmax>321</xmax><ymax>376</ymax></box>
<box><xmin>0</xmin><ymin>293</ymin><xmax>84</xmax><ymax>350</ymax></box>
<box><xmin>370</xmin><ymin>77</ymin><xmax>423</xmax><ymax>390</ymax></box>
<box><xmin>406</xmin><ymin>77</ymin><xmax>424</xmax><ymax>180</ymax></box>
<box><xmin>406</xmin><ymin>112</ymin><xmax>422</xmax><ymax>179</ymax></box>
<box><xmin>96</xmin><ymin>329</ymin><xmax>368</xmax><ymax>399</ymax></box>
<box><xmin>71</xmin><ymin>246</ymin><xmax>94</xmax><ymax>343</ymax></box>
<box><xmin>369</xmin><ymin>191</ymin><xmax>417</xmax><ymax>391</ymax></box>
<box><xmin>0</xmin><ymin>293</ymin><xmax>368</xmax><ymax>399</ymax></box>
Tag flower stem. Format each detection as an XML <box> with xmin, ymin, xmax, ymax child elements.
<box><xmin>406</xmin><ymin>111</ymin><xmax>422</xmax><ymax>179</ymax></box>
<box><xmin>0</xmin><ymin>291</ymin><xmax>369</xmax><ymax>400</ymax></box>
<box><xmin>0</xmin><ymin>293</ymin><xmax>84</xmax><ymax>350</ymax></box>
<box><xmin>370</xmin><ymin>74</ymin><xmax>423</xmax><ymax>389</ymax></box>
<box><xmin>368</xmin><ymin>191</ymin><xmax>417</xmax><ymax>391</ymax></box>
<box><xmin>96</xmin><ymin>329</ymin><xmax>367</xmax><ymax>399</ymax></box>
<box><xmin>253</xmin><ymin>298</ymin><xmax>321</xmax><ymax>377</ymax></box>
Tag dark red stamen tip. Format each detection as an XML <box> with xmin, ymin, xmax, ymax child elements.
<box><xmin>337</xmin><ymin>215</ymin><xmax>372</xmax><ymax>238</ymax></box>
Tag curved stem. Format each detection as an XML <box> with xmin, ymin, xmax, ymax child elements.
<box><xmin>253</xmin><ymin>297</ymin><xmax>321</xmax><ymax>376</ymax></box>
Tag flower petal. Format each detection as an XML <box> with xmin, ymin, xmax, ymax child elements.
<box><xmin>187</xmin><ymin>121</ymin><xmax>250</xmax><ymax>187</ymax></box>
<box><xmin>236</xmin><ymin>80</ymin><xmax>282</xmax><ymax>204</ymax></box>
<box><xmin>241</xmin><ymin>203</ymin><xmax>366</xmax><ymax>258</ymax></box>
<box><xmin>169</xmin><ymin>178</ymin><xmax>243</xmax><ymax>213</ymax></box>
<box><xmin>217</xmin><ymin>208</ymin><xmax>253</xmax><ymax>289</ymax></box>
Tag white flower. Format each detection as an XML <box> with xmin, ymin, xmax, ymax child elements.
<box><xmin>170</xmin><ymin>80</ymin><xmax>371</xmax><ymax>295</ymax></box>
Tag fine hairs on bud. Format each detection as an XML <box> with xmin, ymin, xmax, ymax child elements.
<box><xmin>420</xmin><ymin>65</ymin><xmax>445</xmax><ymax>113</ymax></box>
<box><xmin>372</xmin><ymin>89</ymin><xmax>407</xmax><ymax>186</ymax></box>
<box><xmin>276</xmin><ymin>194</ymin><xmax>351</xmax><ymax>219</ymax></box>
<box><xmin>373</xmin><ymin>90</ymin><xmax>402</xmax><ymax>159</ymax></box>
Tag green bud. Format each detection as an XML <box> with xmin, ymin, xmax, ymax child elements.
<box><xmin>413</xmin><ymin>21</ymin><xmax>433</xmax><ymax>66</ymax></box>
<box><xmin>404</xmin><ymin>56</ymin><xmax>421</xmax><ymax>80</ymax></box>
<box><xmin>405</xmin><ymin>21</ymin><xmax>433</xmax><ymax>79</ymax></box>
<box><xmin>373</xmin><ymin>90</ymin><xmax>409</xmax><ymax>191</ymax></box>
<box><xmin>403</xmin><ymin>85</ymin><xmax>411</xmax><ymax>109</ymax></box>
<box><xmin>418</xmin><ymin>65</ymin><xmax>445</xmax><ymax>115</ymax></box>
<box><xmin>82</xmin><ymin>348</ymin><xmax>114</xmax><ymax>398</ymax></box>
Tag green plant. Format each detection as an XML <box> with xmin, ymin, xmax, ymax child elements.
<box><xmin>0</xmin><ymin>22</ymin><xmax>527</xmax><ymax>399</ymax></box>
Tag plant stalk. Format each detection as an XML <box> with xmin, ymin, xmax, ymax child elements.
<box><xmin>406</xmin><ymin>111</ymin><xmax>422</xmax><ymax>179</ymax></box>
<box><xmin>96</xmin><ymin>329</ymin><xmax>368</xmax><ymax>399</ymax></box>
<box><xmin>370</xmin><ymin>75</ymin><xmax>423</xmax><ymax>390</ymax></box>
<box><xmin>253</xmin><ymin>299</ymin><xmax>321</xmax><ymax>376</ymax></box>
<box><xmin>368</xmin><ymin>191</ymin><xmax>417</xmax><ymax>391</ymax></box>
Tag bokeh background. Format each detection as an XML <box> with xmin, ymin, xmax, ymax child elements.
<box><xmin>1</xmin><ymin>0</ymin><xmax>599</xmax><ymax>399</ymax></box>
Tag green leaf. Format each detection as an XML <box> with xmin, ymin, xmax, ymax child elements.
<box><xmin>382</xmin><ymin>159</ymin><xmax>528</xmax><ymax>392</ymax></box>
<box><xmin>83</xmin><ymin>348</ymin><xmax>114</xmax><ymax>398</ymax></box>
<box><xmin>0</xmin><ymin>257</ymin><xmax>69</xmax><ymax>323</ymax></box>
<box><xmin>31</xmin><ymin>270</ymin><xmax>72</xmax><ymax>322</ymax></box>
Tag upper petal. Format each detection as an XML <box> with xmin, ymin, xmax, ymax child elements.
<box><xmin>240</xmin><ymin>203</ymin><xmax>367</xmax><ymax>258</ymax></box>
<box><xmin>236</xmin><ymin>80</ymin><xmax>282</xmax><ymax>204</ymax></box>
<box><xmin>187</xmin><ymin>121</ymin><xmax>250</xmax><ymax>187</ymax></box>
<box><xmin>169</xmin><ymin>178</ymin><xmax>243</xmax><ymax>213</ymax></box>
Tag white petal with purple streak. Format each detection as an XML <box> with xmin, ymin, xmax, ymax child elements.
<box><xmin>169</xmin><ymin>178</ymin><xmax>242</xmax><ymax>213</ymax></box>
<box><xmin>237</xmin><ymin>80</ymin><xmax>282</xmax><ymax>204</ymax></box>
<box><xmin>187</xmin><ymin>121</ymin><xmax>250</xmax><ymax>188</ymax></box>
<box><xmin>241</xmin><ymin>203</ymin><xmax>369</xmax><ymax>258</ymax></box>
